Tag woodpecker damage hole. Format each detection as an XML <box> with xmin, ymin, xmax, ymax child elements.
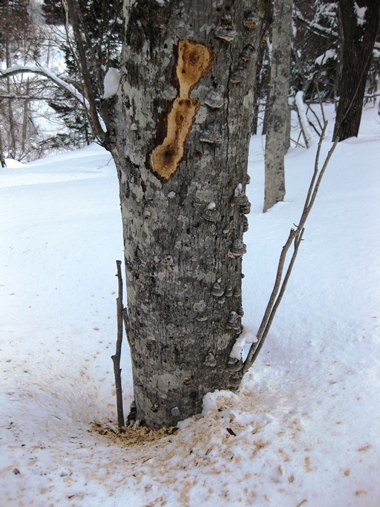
<box><xmin>149</xmin><ymin>40</ymin><xmax>215</xmax><ymax>182</ymax></box>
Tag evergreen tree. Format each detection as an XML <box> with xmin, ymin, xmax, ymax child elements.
<box><xmin>43</xmin><ymin>89</ymin><xmax>92</xmax><ymax>150</ymax></box>
<box><xmin>41</xmin><ymin>0</ymin><xmax>65</xmax><ymax>25</ymax></box>
<box><xmin>41</xmin><ymin>0</ymin><xmax>123</xmax><ymax>146</ymax></box>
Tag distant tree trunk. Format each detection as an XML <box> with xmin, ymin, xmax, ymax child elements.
<box><xmin>251</xmin><ymin>8</ymin><xmax>272</xmax><ymax>135</ymax></box>
<box><xmin>261</xmin><ymin>83</ymin><xmax>271</xmax><ymax>135</ymax></box>
<box><xmin>3</xmin><ymin>0</ymin><xmax>17</xmax><ymax>159</ymax></box>
<box><xmin>333</xmin><ymin>0</ymin><xmax>380</xmax><ymax>141</ymax></box>
<box><xmin>21</xmin><ymin>79</ymin><xmax>30</xmax><ymax>157</ymax></box>
<box><xmin>103</xmin><ymin>0</ymin><xmax>265</xmax><ymax>429</ymax></box>
<box><xmin>0</xmin><ymin>129</ymin><xmax>6</xmax><ymax>167</ymax></box>
<box><xmin>263</xmin><ymin>0</ymin><xmax>293</xmax><ymax>212</ymax></box>
<box><xmin>65</xmin><ymin>0</ymin><xmax>105</xmax><ymax>141</ymax></box>
<box><xmin>251</xmin><ymin>39</ymin><xmax>267</xmax><ymax>135</ymax></box>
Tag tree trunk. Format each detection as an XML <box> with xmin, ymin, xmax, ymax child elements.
<box><xmin>0</xmin><ymin>128</ymin><xmax>6</xmax><ymax>167</ymax></box>
<box><xmin>333</xmin><ymin>0</ymin><xmax>380</xmax><ymax>141</ymax></box>
<box><xmin>263</xmin><ymin>0</ymin><xmax>293</xmax><ymax>213</ymax></box>
<box><xmin>4</xmin><ymin>0</ymin><xmax>17</xmax><ymax>159</ymax></box>
<box><xmin>251</xmin><ymin>39</ymin><xmax>269</xmax><ymax>135</ymax></box>
<box><xmin>21</xmin><ymin>79</ymin><xmax>30</xmax><ymax>157</ymax></box>
<box><xmin>251</xmin><ymin>9</ymin><xmax>272</xmax><ymax>135</ymax></box>
<box><xmin>66</xmin><ymin>0</ymin><xmax>105</xmax><ymax>141</ymax></box>
<box><xmin>105</xmin><ymin>0</ymin><xmax>265</xmax><ymax>429</ymax></box>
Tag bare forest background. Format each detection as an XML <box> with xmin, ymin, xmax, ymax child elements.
<box><xmin>1</xmin><ymin>0</ymin><xmax>379</xmax><ymax>167</ymax></box>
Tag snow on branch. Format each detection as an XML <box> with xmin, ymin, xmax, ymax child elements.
<box><xmin>103</xmin><ymin>68</ymin><xmax>121</xmax><ymax>99</ymax></box>
<box><xmin>294</xmin><ymin>7</ymin><xmax>338</xmax><ymax>39</ymax></box>
<box><xmin>0</xmin><ymin>65</ymin><xmax>89</xmax><ymax>108</ymax></box>
<box><xmin>354</xmin><ymin>2</ymin><xmax>367</xmax><ymax>27</ymax></box>
<box><xmin>0</xmin><ymin>93</ymin><xmax>50</xmax><ymax>100</ymax></box>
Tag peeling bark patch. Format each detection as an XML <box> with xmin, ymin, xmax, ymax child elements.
<box><xmin>149</xmin><ymin>40</ymin><xmax>215</xmax><ymax>182</ymax></box>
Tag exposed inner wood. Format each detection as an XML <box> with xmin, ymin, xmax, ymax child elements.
<box><xmin>149</xmin><ymin>39</ymin><xmax>215</xmax><ymax>181</ymax></box>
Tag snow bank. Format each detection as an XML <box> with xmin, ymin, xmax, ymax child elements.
<box><xmin>1</xmin><ymin>106</ymin><xmax>379</xmax><ymax>506</ymax></box>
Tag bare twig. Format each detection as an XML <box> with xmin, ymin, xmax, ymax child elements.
<box><xmin>294</xmin><ymin>92</ymin><xmax>312</xmax><ymax>148</ymax></box>
<box><xmin>111</xmin><ymin>260</ymin><xmax>125</xmax><ymax>428</ymax></box>
<box><xmin>306</xmin><ymin>102</ymin><xmax>323</xmax><ymax>135</ymax></box>
<box><xmin>242</xmin><ymin>122</ymin><xmax>338</xmax><ymax>374</ymax></box>
<box><xmin>0</xmin><ymin>66</ymin><xmax>88</xmax><ymax>107</ymax></box>
<box><xmin>315</xmin><ymin>82</ymin><xmax>326</xmax><ymax>125</ymax></box>
<box><xmin>291</xmin><ymin>136</ymin><xmax>302</xmax><ymax>148</ymax></box>
<box><xmin>0</xmin><ymin>94</ymin><xmax>50</xmax><ymax>100</ymax></box>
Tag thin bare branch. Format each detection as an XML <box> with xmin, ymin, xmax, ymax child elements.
<box><xmin>241</xmin><ymin>123</ymin><xmax>338</xmax><ymax>373</ymax></box>
<box><xmin>304</xmin><ymin>122</ymin><xmax>327</xmax><ymax>209</ymax></box>
<box><xmin>111</xmin><ymin>260</ymin><xmax>125</xmax><ymax>428</ymax></box>
<box><xmin>0</xmin><ymin>66</ymin><xmax>88</xmax><ymax>106</ymax></box>
<box><xmin>0</xmin><ymin>94</ymin><xmax>56</xmax><ymax>100</ymax></box>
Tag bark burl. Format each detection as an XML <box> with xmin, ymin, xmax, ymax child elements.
<box><xmin>106</xmin><ymin>0</ymin><xmax>265</xmax><ymax>428</ymax></box>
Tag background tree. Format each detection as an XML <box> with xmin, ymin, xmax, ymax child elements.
<box><xmin>43</xmin><ymin>88</ymin><xmax>93</xmax><ymax>150</ymax></box>
<box><xmin>333</xmin><ymin>0</ymin><xmax>380</xmax><ymax>141</ymax></box>
<box><xmin>251</xmin><ymin>7</ymin><xmax>272</xmax><ymax>135</ymax></box>
<box><xmin>41</xmin><ymin>0</ymin><xmax>123</xmax><ymax>146</ymax></box>
<box><xmin>292</xmin><ymin>0</ymin><xmax>339</xmax><ymax>102</ymax></box>
<box><xmin>0</xmin><ymin>0</ymin><xmax>45</xmax><ymax>161</ymax></box>
<box><xmin>263</xmin><ymin>0</ymin><xmax>293</xmax><ymax>212</ymax></box>
<box><xmin>0</xmin><ymin>0</ymin><xmax>124</xmax><ymax>160</ymax></box>
<box><xmin>254</xmin><ymin>0</ymin><xmax>340</xmax><ymax>210</ymax></box>
<box><xmin>0</xmin><ymin>0</ymin><xmax>87</xmax><ymax>161</ymax></box>
<box><xmin>41</xmin><ymin>0</ymin><xmax>65</xmax><ymax>25</ymax></box>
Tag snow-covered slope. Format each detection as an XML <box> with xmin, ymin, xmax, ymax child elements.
<box><xmin>1</xmin><ymin>106</ymin><xmax>379</xmax><ymax>506</ymax></box>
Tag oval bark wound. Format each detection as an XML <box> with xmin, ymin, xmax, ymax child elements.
<box><xmin>149</xmin><ymin>40</ymin><xmax>215</xmax><ymax>182</ymax></box>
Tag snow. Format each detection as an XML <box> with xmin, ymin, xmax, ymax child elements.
<box><xmin>229</xmin><ymin>326</ymin><xmax>258</xmax><ymax>360</ymax></box>
<box><xmin>3</xmin><ymin>159</ymin><xmax>25</xmax><ymax>169</ymax></box>
<box><xmin>315</xmin><ymin>49</ymin><xmax>337</xmax><ymax>66</ymax></box>
<box><xmin>354</xmin><ymin>3</ymin><xmax>367</xmax><ymax>27</ymax></box>
<box><xmin>103</xmin><ymin>68</ymin><xmax>121</xmax><ymax>99</ymax></box>
<box><xmin>1</xmin><ymin>105</ymin><xmax>380</xmax><ymax>506</ymax></box>
<box><xmin>294</xmin><ymin>5</ymin><xmax>338</xmax><ymax>39</ymax></box>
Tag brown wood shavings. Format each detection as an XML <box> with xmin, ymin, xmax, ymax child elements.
<box><xmin>90</xmin><ymin>422</ymin><xmax>178</xmax><ymax>447</ymax></box>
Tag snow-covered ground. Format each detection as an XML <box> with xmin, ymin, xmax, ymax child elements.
<box><xmin>1</xmin><ymin>105</ymin><xmax>379</xmax><ymax>506</ymax></box>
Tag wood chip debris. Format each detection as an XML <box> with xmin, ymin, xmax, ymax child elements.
<box><xmin>90</xmin><ymin>421</ymin><xmax>178</xmax><ymax>447</ymax></box>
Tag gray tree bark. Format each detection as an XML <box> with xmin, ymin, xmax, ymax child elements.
<box><xmin>0</xmin><ymin>128</ymin><xmax>6</xmax><ymax>167</ymax></box>
<box><xmin>263</xmin><ymin>0</ymin><xmax>293</xmax><ymax>213</ymax></box>
<box><xmin>333</xmin><ymin>0</ymin><xmax>380</xmax><ymax>141</ymax></box>
<box><xmin>103</xmin><ymin>0</ymin><xmax>265</xmax><ymax>428</ymax></box>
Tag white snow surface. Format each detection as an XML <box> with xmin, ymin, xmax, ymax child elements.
<box><xmin>1</xmin><ymin>106</ymin><xmax>380</xmax><ymax>506</ymax></box>
<box><xmin>103</xmin><ymin>68</ymin><xmax>121</xmax><ymax>99</ymax></box>
<box><xmin>354</xmin><ymin>3</ymin><xmax>367</xmax><ymax>26</ymax></box>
